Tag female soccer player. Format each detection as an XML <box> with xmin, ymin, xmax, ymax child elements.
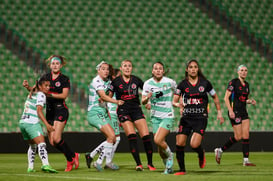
<box><xmin>23</xmin><ymin>55</ymin><xmax>79</xmax><ymax>172</ymax></box>
<box><xmin>20</xmin><ymin>76</ymin><xmax>57</xmax><ymax>173</ymax></box>
<box><xmin>86</xmin><ymin>61</ymin><xmax>124</xmax><ymax>171</ymax></box>
<box><xmin>173</xmin><ymin>59</ymin><xmax>224</xmax><ymax>175</ymax></box>
<box><xmin>142</xmin><ymin>62</ymin><xmax>177</xmax><ymax>174</ymax></box>
<box><xmin>214</xmin><ymin>64</ymin><xmax>256</xmax><ymax>166</ymax></box>
<box><xmin>109</xmin><ymin>59</ymin><xmax>155</xmax><ymax>171</ymax></box>
<box><xmin>85</xmin><ymin>65</ymin><xmax>122</xmax><ymax>170</ymax></box>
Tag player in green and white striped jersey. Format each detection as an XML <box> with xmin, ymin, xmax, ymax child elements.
<box><xmin>19</xmin><ymin>76</ymin><xmax>57</xmax><ymax>173</ymax></box>
<box><xmin>142</xmin><ymin>62</ymin><xmax>177</xmax><ymax>174</ymax></box>
<box><xmin>86</xmin><ymin>61</ymin><xmax>124</xmax><ymax>171</ymax></box>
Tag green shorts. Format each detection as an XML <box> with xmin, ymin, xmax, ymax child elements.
<box><xmin>151</xmin><ymin>117</ymin><xmax>174</xmax><ymax>133</ymax></box>
<box><xmin>109</xmin><ymin>113</ymin><xmax>120</xmax><ymax>136</ymax></box>
<box><xmin>87</xmin><ymin>110</ymin><xmax>111</xmax><ymax>131</ymax></box>
<box><xmin>19</xmin><ymin>122</ymin><xmax>44</xmax><ymax>140</ymax></box>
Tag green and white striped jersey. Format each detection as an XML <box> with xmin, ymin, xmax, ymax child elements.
<box><xmin>143</xmin><ymin>76</ymin><xmax>177</xmax><ymax>119</ymax></box>
<box><xmin>19</xmin><ymin>92</ymin><xmax>46</xmax><ymax>124</ymax></box>
<box><xmin>88</xmin><ymin>75</ymin><xmax>111</xmax><ymax>112</ymax></box>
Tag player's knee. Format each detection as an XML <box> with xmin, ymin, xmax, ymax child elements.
<box><xmin>154</xmin><ymin>136</ymin><xmax>163</xmax><ymax>146</ymax></box>
<box><xmin>190</xmin><ymin>142</ymin><xmax>200</xmax><ymax>149</ymax></box>
<box><xmin>234</xmin><ymin>135</ymin><xmax>242</xmax><ymax>141</ymax></box>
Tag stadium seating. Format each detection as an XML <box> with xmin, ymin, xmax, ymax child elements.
<box><xmin>0</xmin><ymin>43</ymin><xmax>87</xmax><ymax>132</ymax></box>
<box><xmin>0</xmin><ymin>0</ymin><xmax>272</xmax><ymax>132</ymax></box>
<box><xmin>208</xmin><ymin>0</ymin><xmax>273</xmax><ymax>47</ymax></box>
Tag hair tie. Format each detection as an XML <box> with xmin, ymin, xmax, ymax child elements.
<box><xmin>237</xmin><ymin>64</ymin><xmax>247</xmax><ymax>71</ymax></box>
<box><xmin>96</xmin><ymin>61</ymin><xmax>107</xmax><ymax>70</ymax></box>
<box><xmin>50</xmin><ymin>57</ymin><xmax>62</xmax><ymax>64</ymax></box>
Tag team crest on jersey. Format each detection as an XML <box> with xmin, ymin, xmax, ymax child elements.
<box><xmin>185</xmin><ymin>88</ymin><xmax>189</xmax><ymax>93</ymax></box>
<box><xmin>198</xmin><ymin>86</ymin><xmax>204</xmax><ymax>92</ymax></box>
<box><xmin>55</xmin><ymin>81</ymin><xmax>61</xmax><ymax>87</ymax></box>
<box><xmin>131</xmin><ymin>83</ymin><xmax>137</xmax><ymax>89</ymax></box>
<box><xmin>163</xmin><ymin>85</ymin><xmax>167</xmax><ymax>91</ymax></box>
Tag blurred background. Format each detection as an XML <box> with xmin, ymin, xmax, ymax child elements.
<box><xmin>0</xmin><ymin>0</ymin><xmax>272</xmax><ymax>135</ymax></box>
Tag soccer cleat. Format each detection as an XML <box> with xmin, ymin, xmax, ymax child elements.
<box><xmin>27</xmin><ymin>168</ymin><xmax>36</xmax><ymax>173</ymax></box>
<box><xmin>199</xmin><ymin>150</ymin><xmax>206</xmax><ymax>168</ymax></box>
<box><xmin>85</xmin><ymin>152</ymin><xmax>93</xmax><ymax>169</ymax></box>
<box><xmin>74</xmin><ymin>153</ymin><xmax>80</xmax><ymax>169</ymax></box>
<box><xmin>41</xmin><ymin>165</ymin><xmax>58</xmax><ymax>173</ymax></box>
<box><xmin>147</xmin><ymin>164</ymin><xmax>156</xmax><ymax>171</ymax></box>
<box><xmin>105</xmin><ymin>163</ymin><xmax>119</xmax><ymax>170</ymax></box>
<box><xmin>214</xmin><ymin>148</ymin><xmax>223</xmax><ymax>164</ymax></box>
<box><xmin>65</xmin><ymin>160</ymin><xmax>74</xmax><ymax>172</ymax></box>
<box><xmin>163</xmin><ymin>167</ymin><xmax>174</xmax><ymax>174</ymax></box>
<box><xmin>174</xmin><ymin>171</ymin><xmax>186</xmax><ymax>175</ymax></box>
<box><xmin>93</xmin><ymin>162</ymin><xmax>103</xmax><ymax>172</ymax></box>
<box><xmin>243</xmin><ymin>161</ymin><xmax>256</xmax><ymax>166</ymax></box>
<box><xmin>166</xmin><ymin>152</ymin><xmax>174</xmax><ymax>170</ymax></box>
<box><xmin>135</xmin><ymin>165</ymin><xmax>143</xmax><ymax>171</ymax></box>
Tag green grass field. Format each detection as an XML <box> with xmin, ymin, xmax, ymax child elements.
<box><xmin>0</xmin><ymin>152</ymin><xmax>272</xmax><ymax>181</ymax></box>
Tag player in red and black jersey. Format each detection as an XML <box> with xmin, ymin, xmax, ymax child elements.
<box><xmin>23</xmin><ymin>55</ymin><xmax>79</xmax><ymax>172</ymax></box>
<box><xmin>172</xmin><ymin>59</ymin><xmax>224</xmax><ymax>175</ymax></box>
<box><xmin>214</xmin><ymin>65</ymin><xmax>256</xmax><ymax>166</ymax></box>
<box><xmin>109</xmin><ymin>60</ymin><xmax>155</xmax><ymax>171</ymax></box>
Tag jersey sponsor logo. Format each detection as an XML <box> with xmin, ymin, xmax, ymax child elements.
<box><xmin>155</xmin><ymin>102</ymin><xmax>166</xmax><ymax>106</ymax></box>
<box><xmin>239</xmin><ymin>95</ymin><xmax>246</xmax><ymax>102</ymax></box>
<box><xmin>155</xmin><ymin>91</ymin><xmax>163</xmax><ymax>98</ymax></box>
<box><xmin>198</xmin><ymin>86</ymin><xmax>205</xmax><ymax>92</ymax></box>
<box><xmin>55</xmin><ymin>81</ymin><xmax>61</xmax><ymax>87</ymax></box>
<box><xmin>185</xmin><ymin>98</ymin><xmax>203</xmax><ymax>105</ymax></box>
<box><xmin>131</xmin><ymin>83</ymin><xmax>137</xmax><ymax>89</ymax></box>
<box><xmin>121</xmin><ymin>94</ymin><xmax>136</xmax><ymax>100</ymax></box>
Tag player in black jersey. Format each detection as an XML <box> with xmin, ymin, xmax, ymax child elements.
<box><xmin>109</xmin><ymin>60</ymin><xmax>155</xmax><ymax>171</ymax></box>
<box><xmin>23</xmin><ymin>55</ymin><xmax>79</xmax><ymax>172</ymax></box>
<box><xmin>214</xmin><ymin>65</ymin><xmax>256</xmax><ymax>166</ymax></box>
<box><xmin>172</xmin><ymin>59</ymin><xmax>224</xmax><ymax>175</ymax></box>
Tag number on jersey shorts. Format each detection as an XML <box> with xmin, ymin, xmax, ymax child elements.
<box><xmin>109</xmin><ymin>113</ymin><xmax>120</xmax><ymax>136</ymax></box>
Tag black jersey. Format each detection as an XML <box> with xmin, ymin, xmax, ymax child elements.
<box><xmin>227</xmin><ymin>78</ymin><xmax>249</xmax><ymax>113</ymax></box>
<box><xmin>110</xmin><ymin>75</ymin><xmax>143</xmax><ymax>109</ymax></box>
<box><xmin>175</xmin><ymin>77</ymin><xmax>214</xmax><ymax>119</ymax></box>
<box><xmin>44</xmin><ymin>72</ymin><xmax>70</xmax><ymax>107</ymax></box>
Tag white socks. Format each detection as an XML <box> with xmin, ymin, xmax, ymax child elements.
<box><xmin>27</xmin><ymin>144</ymin><xmax>37</xmax><ymax>169</ymax></box>
<box><xmin>91</xmin><ymin>141</ymin><xmax>107</xmax><ymax>158</ymax></box>
<box><xmin>163</xmin><ymin>146</ymin><xmax>172</xmax><ymax>158</ymax></box>
<box><xmin>111</xmin><ymin>137</ymin><xmax>120</xmax><ymax>160</ymax></box>
<box><xmin>38</xmin><ymin>142</ymin><xmax>49</xmax><ymax>166</ymax></box>
<box><xmin>104</xmin><ymin>142</ymin><xmax>114</xmax><ymax>165</ymax></box>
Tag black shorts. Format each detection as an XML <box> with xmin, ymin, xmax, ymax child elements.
<box><xmin>117</xmin><ymin>106</ymin><xmax>145</xmax><ymax>123</ymax></box>
<box><xmin>177</xmin><ymin>117</ymin><xmax>207</xmax><ymax>136</ymax></box>
<box><xmin>46</xmin><ymin>104</ymin><xmax>69</xmax><ymax>125</ymax></box>
<box><xmin>228</xmin><ymin>110</ymin><xmax>249</xmax><ymax>126</ymax></box>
